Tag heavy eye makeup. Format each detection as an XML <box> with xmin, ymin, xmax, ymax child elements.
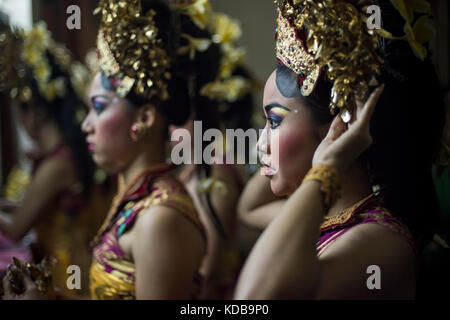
<box><xmin>90</xmin><ymin>95</ymin><xmax>111</xmax><ymax>115</ymax></box>
<box><xmin>263</xmin><ymin>103</ymin><xmax>291</xmax><ymax>129</ymax></box>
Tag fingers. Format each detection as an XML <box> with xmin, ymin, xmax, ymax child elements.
<box><xmin>326</xmin><ymin>114</ymin><xmax>347</xmax><ymax>141</ymax></box>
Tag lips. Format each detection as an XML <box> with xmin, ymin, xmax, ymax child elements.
<box><xmin>86</xmin><ymin>139</ymin><xmax>95</xmax><ymax>152</ymax></box>
<box><xmin>260</xmin><ymin>158</ymin><xmax>277</xmax><ymax>176</ymax></box>
<box><xmin>263</xmin><ymin>166</ymin><xmax>276</xmax><ymax>176</ymax></box>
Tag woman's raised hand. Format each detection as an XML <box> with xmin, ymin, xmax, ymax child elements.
<box><xmin>312</xmin><ymin>84</ymin><xmax>385</xmax><ymax>173</ymax></box>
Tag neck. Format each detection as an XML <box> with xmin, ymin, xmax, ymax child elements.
<box><xmin>37</xmin><ymin>123</ymin><xmax>63</xmax><ymax>154</ymax></box>
<box><xmin>120</xmin><ymin>139</ymin><xmax>167</xmax><ymax>188</ymax></box>
<box><xmin>326</xmin><ymin>162</ymin><xmax>372</xmax><ymax>217</ymax></box>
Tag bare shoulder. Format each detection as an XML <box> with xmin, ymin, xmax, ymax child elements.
<box><xmin>317</xmin><ymin>223</ymin><xmax>416</xmax><ymax>299</ymax></box>
<box><xmin>133</xmin><ymin>205</ymin><xmax>205</xmax><ymax>250</ymax></box>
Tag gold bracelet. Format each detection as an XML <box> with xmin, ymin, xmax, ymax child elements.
<box><xmin>302</xmin><ymin>164</ymin><xmax>341</xmax><ymax>209</ymax></box>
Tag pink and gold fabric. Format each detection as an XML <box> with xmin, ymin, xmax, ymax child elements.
<box><xmin>89</xmin><ymin>164</ymin><xmax>205</xmax><ymax>300</ymax></box>
<box><xmin>317</xmin><ymin>192</ymin><xmax>416</xmax><ymax>257</ymax></box>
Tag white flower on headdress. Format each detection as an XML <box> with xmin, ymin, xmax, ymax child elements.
<box><xmin>219</xmin><ymin>43</ymin><xmax>246</xmax><ymax>79</ymax></box>
<box><xmin>34</xmin><ymin>61</ymin><xmax>51</xmax><ymax>83</ymax></box>
<box><xmin>173</xmin><ymin>0</ymin><xmax>212</xmax><ymax>30</ymax></box>
<box><xmin>200</xmin><ymin>76</ymin><xmax>251</xmax><ymax>102</ymax></box>
<box><xmin>209</xmin><ymin>13</ymin><xmax>242</xmax><ymax>44</ymax></box>
<box><xmin>178</xmin><ymin>33</ymin><xmax>212</xmax><ymax>60</ymax></box>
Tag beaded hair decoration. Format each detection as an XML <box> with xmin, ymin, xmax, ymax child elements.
<box><xmin>275</xmin><ymin>0</ymin><xmax>434</xmax><ymax>118</ymax></box>
<box><xmin>94</xmin><ymin>0</ymin><xmax>171</xmax><ymax>101</ymax></box>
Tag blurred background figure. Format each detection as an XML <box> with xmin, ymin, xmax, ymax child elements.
<box><xmin>163</xmin><ymin>0</ymin><xmax>256</xmax><ymax>299</ymax></box>
<box><xmin>0</xmin><ymin>16</ymin><xmax>111</xmax><ymax>296</ymax></box>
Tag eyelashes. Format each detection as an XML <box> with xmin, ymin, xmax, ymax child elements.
<box><xmin>92</xmin><ymin>101</ymin><xmax>107</xmax><ymax>115</ymax></box>
<box><xmin>262</xmin><ymin>114</ymin><xmax>282</xmax><ymax>129</ymax></box>
<box><xmin>262</xmin><ymin>105</ymin><xmax>290</xmax><ymax>130</ymax></box>
<box><xmin>90</xmin><ymin>96</ymin><xmax>119</xmax><ymax>115</ymax></box>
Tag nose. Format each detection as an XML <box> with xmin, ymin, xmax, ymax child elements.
<box><xmin>81</xmin><ymin>111</ymin><xmax>94</xmax><ymax>134</ymax></box>
<box><xmin>257</xmin><ymin>125</ymin><xmax>271</xmax><ymax>155</ymax></box>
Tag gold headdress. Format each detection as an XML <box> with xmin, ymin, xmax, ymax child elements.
<box><xmin>94</xmin><ymin>0</ymin><xmax>171</xmax><ymax>101</ymax></box>
<box><xmin>276</xmin><ymin>0</ymin><xmax>434</xmax><ymax>116</ymax></box>
<box><xmin>0</xmin><ymin>20</ymin><xmax>89</xmax><ymax>105</ymax></box>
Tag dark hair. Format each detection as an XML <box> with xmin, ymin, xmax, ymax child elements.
<box><xmin>275</xmin><ymin>7</ymin><xmax>445</xmax><ymax>251</ymax></box>
<box><xmin>100</xmin><ymin>0</ymin><xmax>223</xmax><ymax>127</ymax></box>
<box><xmin>20</xmin><ymin>52</ymin><xmax>94</xmax><ymax>194</ymax></box>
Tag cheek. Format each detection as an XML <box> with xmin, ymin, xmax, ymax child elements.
<box><xmin>95</xmin><ymin>108</ymin><xmax>134</xmax><ymax>157</ymax></box>
<box><xmin>271</xmin><ymin>123</ymin><xmax>311</xmax><ymax>169</ymax></box>
<box><xmin>270</xmin><ymin>121</ymin><xmax>317</xmax><ymax>195</ymax></box>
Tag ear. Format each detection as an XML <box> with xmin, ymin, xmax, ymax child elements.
<box><xmin>136</xmin><ymin>104</ymin><xmax>157</xmax><ymax>129</ymax></box>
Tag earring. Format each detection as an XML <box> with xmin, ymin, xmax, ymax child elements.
<box><xmin>130</xmin><ymin>121</ymin><xmax>146</xmax><ymax>141</ymax></box>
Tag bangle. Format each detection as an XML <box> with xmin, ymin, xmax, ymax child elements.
<box><xmin>302</xmin><ymin>164</ymin><xmax>341</xmax><ymax>209</ymax></box>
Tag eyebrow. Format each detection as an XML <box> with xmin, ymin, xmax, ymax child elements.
<box><xmin>264</xmin><ymin>103</ymin><xmax>291</xmax><ymax>113</ymax></box>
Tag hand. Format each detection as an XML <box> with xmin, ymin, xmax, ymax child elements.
<box><xmin>312</xmin><ymin>85</ymin><xmax>385</xmax><ymax>173</ymax></box>
<box><xmin>2</xmin><ymin>264</ymin><xmax>48</xmax><ymax>300</ymax></box>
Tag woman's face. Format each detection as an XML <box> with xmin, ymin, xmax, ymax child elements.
<box><xmin>258</xmin><ymin>69</ymin><xmax>325</xmax><ymax>196</ymax></box>
<box><xmin>81</xmin><ymin>72</ymin><xmax>138</xmax><ymax>172</ymax></box>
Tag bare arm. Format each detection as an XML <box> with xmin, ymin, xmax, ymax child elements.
<box><xmin>0</xmin><ymin>157</ymin><xmax>75</xmax><ymax>242</ymax></box>
<box><xmin>209</xmin><ymin>165</ymin><xmax>242</xmax><ymax>235</ymax></box>
<box><xmin>234</xmin><ymin>180</ymin><xmax>415</xmax><ymax>299</ymax></box>
<box><xmin>234</xmin><ymin>180</ymin><xmax>325</xmax><ymax>299</ymax></box>
<box><xmin>237</xmin><ymin>172</ymin><xmax>285</xmax><ymax>230</ymax></box>
<box><xmin>132</xmin><ymin>206</ymin><xmax>205</xmax><ymax>299</ymax></box>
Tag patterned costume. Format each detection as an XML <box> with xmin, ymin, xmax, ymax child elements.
<box><xmin>317</xmin><ymin>191</ymin><xmax>415</xmax><ymax>257</ymax></box>
<box><xmin>89</xmin><ymin>164</ymin><xmax>205</xmax><ymax>300</ymax></box>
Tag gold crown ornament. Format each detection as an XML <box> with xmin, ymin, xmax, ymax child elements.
<box><xmin>275</xmin><ymin>9</ymin><xmax>320</xmax><ymax>96</ymax></box>
<box><xmin>275</xmin><ymin>0</ymin><xmax>434</xmax><ymax>118</ymax></box>
<box><xmin>94</xmin><ymin>0</ymin><xmax>171</xmax><ymax>101</ymax></box>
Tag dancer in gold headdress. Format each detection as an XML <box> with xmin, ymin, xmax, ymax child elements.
<box><xmin>4</xmin><ymin>0</ymin><xmax>211</xmax><ymax>300</ymax></box>
<box><xmin>234</xmin><ymin>0</ymin><xmax>444</xmax><ymax>299</ymax></box>
<box><xmin>0</xmin><ymin>19</ymin><xmax>107</xmax><ymax>297</ymax></box>
<box><xmin>166</xmin><ymin>0</ymin><xmax>254</xmax><ymax>299</ymax></box>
